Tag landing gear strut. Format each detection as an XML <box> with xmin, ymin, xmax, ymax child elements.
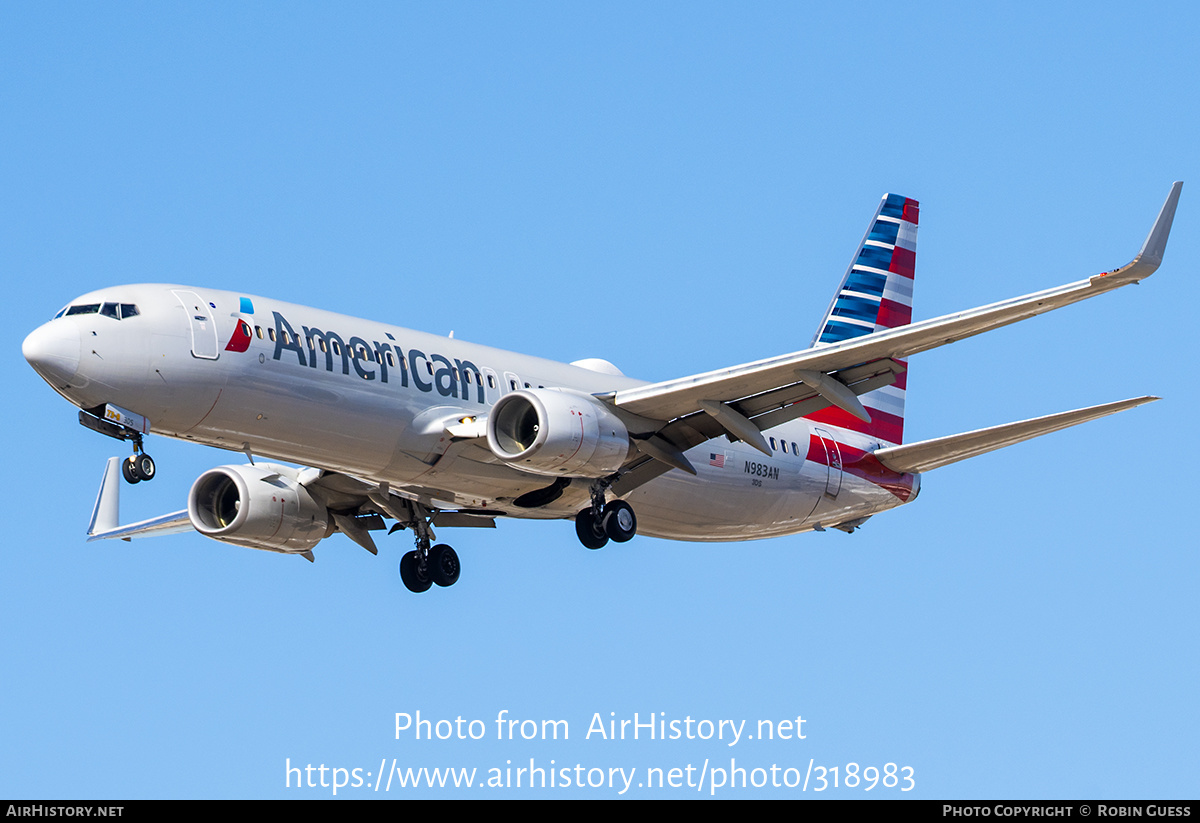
<box><xmin>393</xmin><ymin>500</ymin><xmax>460</xmax><ymax>593</ymax></box>
<box><xmin>574</xmin><ymin>482</ymin><xmax>638</xmax><ymax>549</ymax></box>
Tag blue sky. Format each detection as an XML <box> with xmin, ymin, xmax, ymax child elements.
<box><xmin>2</xmin><ymin>2</ymin><xmax>1196</xmax><ymax>798</ymax></box>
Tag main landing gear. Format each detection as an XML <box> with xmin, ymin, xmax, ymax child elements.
<box><xmin>396</xmin><ymin>503</ymin><xmax>460</xmax><ymax>594</ymax></box>
<box><xmin>574</xmin><ymin>483</ymin><xmax>637</xmax><ymax>549</ymax></box>
<box><xmin>399</xmin><ymin>544</ymin><xmax>460</xmax><ymax>593</ymax></box>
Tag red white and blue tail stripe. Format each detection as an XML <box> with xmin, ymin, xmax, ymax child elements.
<box><xmin>808</xmin><ymin>193</ymin><xmax>918</xmax><ymax>445</ymax></box>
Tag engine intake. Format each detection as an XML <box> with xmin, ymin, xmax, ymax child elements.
<box><xmin>188</xmin><ymin>464</ymin><xmax>330</xmax><ymax>553</ymax></box>
<box><xmin>486</xmin><ymin>389</ymin><xmax>631</xmax><ymax>478</ymax></box>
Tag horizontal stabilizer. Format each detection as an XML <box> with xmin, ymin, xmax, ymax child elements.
<box><xmin>873</xmin><ymin>396</ymin><xmax>1158</xmax><ymax>474</ymax></box>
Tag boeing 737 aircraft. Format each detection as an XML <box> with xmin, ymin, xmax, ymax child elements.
<box><xmin>22</xmin><ymin>183</ymin><xmax>1181</xmax><ymax>593</ymax></box>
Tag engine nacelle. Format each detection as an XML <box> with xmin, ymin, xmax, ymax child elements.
<box><xmin>187</xmin><ymin>464</ymin><xmax>330</xmax><ymax>553</ymax></box>
<box><xmin>486</xmin><ymin>388</ymin><xmax>631</xmax><ymax>478</ymax></box>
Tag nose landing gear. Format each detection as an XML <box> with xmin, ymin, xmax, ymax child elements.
<box><xmin>121</xmin><ymin>451</ymin><xmax>156</xmax><ymax>484</ymax></box>
<box><xmin>78</xmin><ymin>405</ymin><xmax>157</xmax><ymax>484</ymax></box>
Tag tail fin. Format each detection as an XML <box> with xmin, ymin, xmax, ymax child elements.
<box><xmin>808</xmin><ymin>193</ymin><xmax>918</xmax><ymax>444</ymax></box>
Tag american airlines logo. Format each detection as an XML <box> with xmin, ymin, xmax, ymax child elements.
<box><xmin>268</xmin><ymin>311</ymin><xmax>487</xmax><ymax>405</ymax></box>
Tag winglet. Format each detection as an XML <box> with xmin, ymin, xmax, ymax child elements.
<box><xmin>1093</xmin><ymin>182</ymin><xmax>1182</xmax><ymax>285</ymax></box>
<box><xmin>86</xmin><ymin>456</ymin><xmax>193</xmax><ymax>542</ymax></box>
<box><xmin>1138</xmin><ymin>181</ymin><xmax>1182</xmax><ymax>267</ymax></box>
<box><xmin>88</xmin><ymin>457</ymin><xmax>122</xmax><ymax>536</ymax></box>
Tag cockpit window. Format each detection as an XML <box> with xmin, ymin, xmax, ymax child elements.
<box><xmin>58</xmin><ymin>302</ymin><xmax>140</xmax><ymax>320</ymax></box>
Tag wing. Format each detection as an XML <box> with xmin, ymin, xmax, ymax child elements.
<box><xmin>605</xmin><ymin>182</ymin><xmax>1180</xmax><ymax>492</ymax></box>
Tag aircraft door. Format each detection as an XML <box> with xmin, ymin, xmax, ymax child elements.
<box><xmin>171</xmin><ymin>290</ymin><xmax>219</xmax><ymax>360</ymax></box>
<box><xmin>813</xmin><ymin>427</ymin><xmax>843</xmax><ymax>498</ymax></box>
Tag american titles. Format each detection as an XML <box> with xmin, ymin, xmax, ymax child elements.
<box><xmin>270</xmin><ymin>311</ymin><xmax>487</xmax><ymax>404</ymax></box>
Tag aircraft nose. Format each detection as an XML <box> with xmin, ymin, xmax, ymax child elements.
<box><xmin>23</xmin><ymin>320</ymin><xmax>81</xmax><ymax>386</ymax></box>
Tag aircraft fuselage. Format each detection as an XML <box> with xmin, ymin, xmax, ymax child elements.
<box><xmin>25</xmin><ymin>283</ymin><xmax>916</xmax><ymax>541</ymax></box>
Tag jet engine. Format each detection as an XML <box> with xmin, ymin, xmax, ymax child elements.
<box><xmin>187</xmin><ymin>464</ymin><xmax>330</xmax><ymax>553</ymax></box>
<box><xmin>486</xmin><ymin>388</ymin><xmax>631</xmax><ymax>478</ymax></box>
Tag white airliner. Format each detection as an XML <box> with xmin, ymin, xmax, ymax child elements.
<box><xmin>23</xmin><ymin>183</ymin><xmax>1181</xmax><ymax>593</ymax></box>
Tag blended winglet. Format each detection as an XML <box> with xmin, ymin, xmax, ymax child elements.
<box><xmin>1092</xmin><ymin>181</ymin><xmax>1181</xmax><ymax>286</ymax></box>
<box><xmin>87</xmin><ymin>457</ymin><xmax>123</xmax><ymax>535</ymax></box>
<box><xmin>1136</xmin><ymin>181</ymin><xmax>1182</xmax><ymax>268</ymax></box>
<box><xmin>86</xmin><ymin>456</ymin><xmax>192</xmax><ymax>542</ymax></box>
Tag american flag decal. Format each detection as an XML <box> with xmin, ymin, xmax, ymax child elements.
<box><xmin>709</xmin><ymin>453</ymin><xmax>726</xmax><ymax>468</ymax></box>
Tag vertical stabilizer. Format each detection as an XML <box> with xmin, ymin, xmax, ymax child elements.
<box><xmin>808</xmin><ymin>193</ymin><xmax>918</xmax><ymax>444</ymax></box>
